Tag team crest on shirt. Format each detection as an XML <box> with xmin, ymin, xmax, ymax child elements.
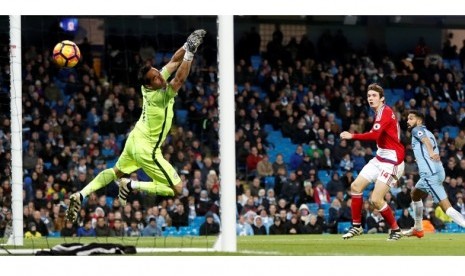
<box><xmin>173</xmin><ymin>171</ymin><xmax>179</xmax><ymax>180</ymax></box>
<box><xmin>373</xmin><ymin>123</ymin><xmax>381</xmax><ymax>130</ymax></box>
<box><xmin>417</xmin><ymin>130</ymin><xmax>423</xmax><ymax>136</ymax></box>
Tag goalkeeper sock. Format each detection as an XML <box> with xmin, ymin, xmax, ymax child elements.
<box><xmin>81</xmin><ymin>168</ymin><xmax>117</xmax><ymax>197</ymax></box>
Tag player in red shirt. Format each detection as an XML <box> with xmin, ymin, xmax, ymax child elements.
<box><xmin>339</xmin><ymin>83</ymin><xmax>405</xmax><ymax>241</ymax></box>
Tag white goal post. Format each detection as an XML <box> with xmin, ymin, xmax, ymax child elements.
<box><xmin>8</xmin><ymin>14</ymin><xmax>24</xmax><ymax>246</ymax></box>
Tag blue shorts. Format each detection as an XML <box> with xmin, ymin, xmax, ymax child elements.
<box><xmin>415</xmin><ymin>169</ymin><xmax>446</xmax><ymax>203</ymax></box>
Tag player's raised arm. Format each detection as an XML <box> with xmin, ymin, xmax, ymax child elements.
<box><xmin>164</xmin><ymin>29</ymin><xmax>206</xmax><ymax>75</ymax></box>
<box><xmin>169</xmin><ymin>29</ymin><xmax>206</xmax><ymax>92</ymax></box>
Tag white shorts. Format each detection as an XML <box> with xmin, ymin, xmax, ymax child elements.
<box><xmin>359</xmin><ymin>157</ymin><xmax>405</xmax><ymax>188</ymax></box>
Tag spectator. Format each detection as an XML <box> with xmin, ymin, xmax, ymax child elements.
<box><xmin>77</xmin><ymin>219</ymin><xmax>96</xmax><ymax>237</ymax></box>
<box><xmin>298</xmin><ymin>180</ymin><xmax>315</xmax><ymax>205</ymax></box>
<box><xmin>326</xmin><ymin>172</ymin><xmax>345</xmax><ymax>197</ymax></box>
<box><xmin>171</xmin><ymin>204</ymin><xmax>189</xmax><ymax>229</ymax></box>
<box><xmin>313</xmin><ymin>181</ymin><xmax>330</xmax><ymax>206</ymax></box>
<box><xmin>316</xmin><ymin>207</ymin><xmax>330</xmax><ymax>233</ymax></box>
<box><xmin>397</xmin><ymin>208</ymin><xmax>414</xmax><ymax>230</ymax></box>
<box><xmin>272</xmin><ymin>153</ymin><xmax>288</xmax><ymax>176</ymax></box>
<box><xmin>142</xmin><ymin>217</ymin><xmax>162</xmax><ymax>237</ymax></box>
<box><xmin>304</xmin><ymin>214</ymin><xmax>323</xmax><ymax>234</ymax></box>
<box><xmin>95</xmin><ymin>216</ymin><xmax>111</xmax><ymax>237</ymax></box>
<box><xmin>24</xmin><ymin>222</ymin><xmax>42</xmax><ymax>239</ymax></box>
<box><xmin>246</xmin><ymin>146</ymin><xmax>263</xmax><ymax>178</ymax></box>
<box><xmin>366</xmin><ymin>209</ymin><xmax>388</xmax><ymax>234</ymax></box>
<box><xmin>28</xmin><ymin>210</ymin><xmax>49</xmax><ymax>237</ymax></box>
<box><xmin>298</xmin><ymin>204</ymin><xmax>311</xmax><ymax>225</ymax></box>
<box><xmin>60</xmin><ymin>220</ymin><xmax>77</xmax><ymax>237</ymax></box>
<box><xmin>256</xmin><ymin>154</ymin><xmax>274</xmax><ymax>180</ymax></box>
<box><xmin>338</xmin><ymin>198</ymin><xmax>352</xmax><ymax>223</ymax></box>
<box><xmin>280</xmin><ymin>171</ymin><xmax>301</xmax><ymax>204</ymax></box>
<box><xmin>199</xmin><ymin>212</ymin><xmax>220</xmax><ymax>236</ymax></box>
<box><xmin>110</xmin><ymin>218</ymin><xmax>125</xmax><ymax>237</ymax></box>
<box><xmin>268</xmin><ymin>215</ymin><xmax>286</xmax><ymax>235</ymax></box>
<box><xmin>126</xmin><ymin>219</ymin><xmax>142</xmax><ymax>237</ymax></box>
<box><xmin>252</xmin><ymin>215</ymin><xmax>267</xmax><ymax>235</ymax></box>
<box><xmin>404</xmin><ymin>154</ymin><xmax>419</xmax><ymax>181</ymax></box>
<box><xmin>454</xmin><ymin>194</ymin><xmax>465</xmax><ymax>217</ymax></box>
<box><xmin>285</xmin><ymin>214</ymin><xmax>304</xmax><ymax>234</ymax></box>
<box><xmin>428</xmin><ymin>210</ymin><xmax>445</xmax><ymax>231</ymax></box>
<box><xmin>236</xmin><ymin>215</ymin><xmax>254</xmax><ymax>236</ymax></box>
<box><xmin>289</xmin><ymin>145</ymin><xmax>305</xmax><ymax>171</ymax></box>
<box><xmin>339</xmin><ymin>153</ymin><xmax>354</xmax><ymax>172</ymax></box>
<box><xmin>396</xmin><ymin>185</ymin><xmax>412</xmax><ymax>210</ymax></box>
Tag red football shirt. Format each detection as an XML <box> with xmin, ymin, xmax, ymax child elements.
<box><xmin>352</xmin><ymin>104</ymin><xmax>405</xmax><ymax>165</ymax></box>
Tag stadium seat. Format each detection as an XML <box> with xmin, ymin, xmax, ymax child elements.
<box><xmin>264</xmin><ymin>124</ymin><xmax>274</xmax><ymax>133</ymax></box>
<box><xmin>308</xmin><ymin>203</ymin><xmax>319</xmax><ymax>214</ymax></box>
<box><xmin>444</xmin><ymin>222</ymin><xmax>460</xmax><ymax>233</ymax></box>
<box><xmin>106</xmin><ymin>196</ymin><xmax>114</xmax><ymax>207</ymax></box>
<box><xmin>395</xmin><ymin>209</ymin><xmax>403</xmax><ymax>219</ymax></box>
<box><xmin>175</xmin><ymin>109</ymin><xmax>188</xmax><ymax>126</ymax></box>
<box><xmin>264</xmin><ymin>176</ymin><xmax>275</xmax><ymax>190</ymax></box>
<box><xmin>442</xmin><ymin>125</ymin><xmax>459</xmax><ymax>139</ymax></box>
<box><xmin>318</xmin><ymin>170</ymin><xmax>331</xmax><ymax>185</ymax></box>
<box><xmin>250</xmin><ymin>55</ymin><xmax>262</xmax><ymax>71</ymax></box>
<box><xmin>192</xmin><ymin>216</ymin><xmax>205</xmax><ymax>225</ymax></box>
<box><xmin>163</xmin><ymin>226</ymin><xmax>179</xmax><ymax>237</ymax></box>
<box><xmin>450</xmin><ymin>59</ymin><xmax>462</xmax><ymax>70</ymax></box>
<box><xmin>320</xmin><ymin>203</ymin><xmax>330</xmax><ymax>213</ymax></box>
<box><xmin>189</xmin><ymin>226</ymin><xmax>200</xmax><ymax>236</ymax></box>
<box><xmin>443</xmin><ymin>59</ymin><xmax>451</xmax><ymax>69</ymax></box>
<box><xmin>392</xmin><ymin>89</ymin><xmax>405</xmax><ymax>100</ymax></box>
<box><xmin>236</xmin><ymin>85</ymin><xmax>244</xmax><ymax>93</ymax></box>
<box><xmin>178</xmin><ymin>226</ymin><xmax>191</xmax><ymax>235</ymax></box>
<box><xmin>106</xmin><ymin>158</ymin><xmax>118</xmax><ymax>169</ymax></box>
<box><xmin>154</xmin><ymin>52</ymin><xmax>164</xmax><ymax>66</ymax></box>
<box><xmin>48</xmin><ymin>231</ymin><xmax>61</xmax><ymax>238</ymax></box>
<box><xmin>337</xmin><ymin>222</ymin><xmax>352</xmax><ymax>234</ymax></box>
<box><xmin>44</xmin><ymin>162</ymin><xmax>52</xmax><ymax>170</ymax></box>
<box><xmin>163</xmin><ymin>52</ymin><xmax>173</xmax><ymax>61</ymax></box>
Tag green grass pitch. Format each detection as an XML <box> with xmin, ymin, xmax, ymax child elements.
<box><xmin>2</xmin><ymin>233</ymin><xmax>465</xmax><ymax>255</ymax></box>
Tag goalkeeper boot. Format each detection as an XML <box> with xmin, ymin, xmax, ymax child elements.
<box><xmin>342</xmin><ymin>225</ymin><xmax>363</xmax><ymax>239</ymax></box>
<box><xmin>118</xmin><ymin>178</ymin><xmax>133</xmax><ymax>206</ymax></box>
<box><xmin>66</xmin><ymin>193</ymin><xmax>82</xmax><ymax>222</ymax></box>
<box><xmin>402</xmin><ymin>227</ymin><xmax>424</xmax><ymax>238</ymax></box>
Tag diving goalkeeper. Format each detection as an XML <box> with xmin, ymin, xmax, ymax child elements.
<box><xmin>65</xmin><ymin>29</ymin><xmax>206</xmax><ymax>222</ymax></box>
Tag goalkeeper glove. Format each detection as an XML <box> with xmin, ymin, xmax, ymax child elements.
<box><xmin>185</xmin><ymin>29</ymin><xmax>206</xmax><ymax>52</ymax></box>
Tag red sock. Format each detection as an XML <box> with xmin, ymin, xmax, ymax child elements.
<box><xmin>379</xmin><ymin>203</ymin><xmax>399</xmax><ymax>230</ymax></box>
<box><xmin>351</xmin><ymin>193</ymin><xmax>363</xmax><ymax>225</ymax></box>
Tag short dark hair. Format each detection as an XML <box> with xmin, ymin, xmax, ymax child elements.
<box><xmin>367</xmin><ymin>83</ymin><xmax>384</xmax><ymax>99</ymax></box>
<box><xmin>138</xmin><ymin>64</ymin><xmax>152</xmax><ymax>87</ymax></box>
<box><xmin>408</xmin><ymin>109</ymin><xmax>425</xmax><ymax>121</ymax></box>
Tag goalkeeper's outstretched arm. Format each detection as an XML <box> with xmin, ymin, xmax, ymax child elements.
<box><xmin>164</xmin><ymin>29</ymin><xmax>206</xmax><ymax>75</ymax></box>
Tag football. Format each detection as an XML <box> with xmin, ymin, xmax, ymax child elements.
<box><xmin>52</xmin><ymin>40</ymin><xmax>81</xmax><ymax>68</ymax></box>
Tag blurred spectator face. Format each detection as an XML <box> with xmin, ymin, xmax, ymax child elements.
<box><xmin>97</xmin><ymin>217</ymin><xmax>106</xmax><ymax>227</ymax></box>
<box><xmin>84</xmin><ymin>220</ymin><xmax>92</xmax><ymax>230</ymax></box>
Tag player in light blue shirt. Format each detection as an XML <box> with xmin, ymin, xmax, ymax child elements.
<box><xmin>404</xmin><ymin>110</ymin><xmax>465</xmax><ymax>238</ymax></box>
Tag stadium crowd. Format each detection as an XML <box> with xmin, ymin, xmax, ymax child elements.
<box><xmin>1</xmin><ymin>22</ymin><xmax>465</xmax><ymax>239</ymax></box>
